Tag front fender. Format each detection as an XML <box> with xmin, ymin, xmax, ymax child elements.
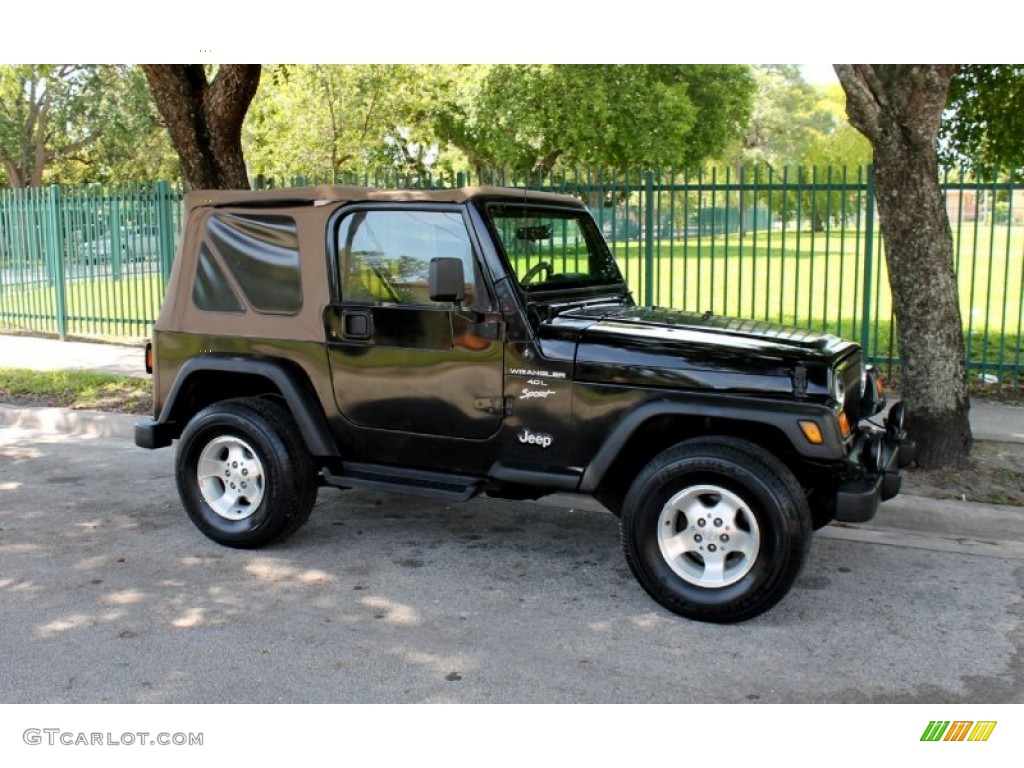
<box><xmin>578</xmin><ymin>395</ymin><xmax>846</xmax><ymax>493</ymax></box>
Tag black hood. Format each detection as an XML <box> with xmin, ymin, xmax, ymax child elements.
<box><xmin>553</xmin><ymin>305</ymin><xmax>857</xmax><ymax>395</ymax></box>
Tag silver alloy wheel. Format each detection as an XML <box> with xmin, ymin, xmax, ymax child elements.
<box><xmin>196</xmin><ymin>435</ymin><xmax>266</xmax><ymax>521</ymax></box>
<box><xmin>657</xmin><ymin>484</ymin><xmax>761</xmax><ymax>588</ymax></box>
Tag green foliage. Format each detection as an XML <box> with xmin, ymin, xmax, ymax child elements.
<box><xmin>437</xmin><ymin>65</ymin><xmax>755</xmax><ymax>173</ymax></box>
<box><xmin>722</xmin><ymin>72</ymin><xmax>871</xmax><ymax>232</ymax></box>
<box><xmin>245</xmin><ymin>64</ymin><xmax>475</xmax><ymax>178</ymax></box>
<box><xmin>0</xmin><ymin>65</ymin><xmax>176</xmax><ymax>188</ymax></box>
<box><xmin>802</xmin><ymin>84</ymin><xmax>872</xmax><ymax>169</ymax></box>
<box><xmin>732</xmin><ymin>65</ymin><xmax>829</xmax><ymax>169</ymax></box>
<box><xmin>730</xmin><ymin>67</ymin><xmax>870</xmax><ymax>172</ymax></box>
<box><xmin>941</xmin><ymin>65</ymin><xmax>1024</xmax><ymax>173</ymax></box>
<box><xmin>60</xmin><ymin>67</ymin><xmax>178</xmax><ymax>184</ymax></box>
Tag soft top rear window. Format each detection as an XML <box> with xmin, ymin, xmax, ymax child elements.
<box><xmin>202</xmin><ymin>213</ymin><xmax>302</xmax><ymax>314</ymax></box>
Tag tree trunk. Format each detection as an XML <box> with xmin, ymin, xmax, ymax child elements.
<box><xmin>1</xmin><ymin>156</ymin><xmax>26</xmax><ymax>188</ymax></box>
<box><xmin>141</xmin><ymin>65</ymin><xmax>260</xmax><ymax>190</ymax></box>
<box><xmin>835</xmin><ymin>65</ymin><xmax>972</xmax><ymax>468</ymax></box>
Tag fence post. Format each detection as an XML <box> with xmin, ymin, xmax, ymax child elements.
<box><xmin>110</xmin><ymin>193</ymin><xmax>123</xmax><ymax>282</ymax></box>
<box><xmin>156</xmin><ymin>180</ymin><xmax>175</xmax><ymax>280</ymax></box>
<box><xmin>644</xmin><ymin>169</ymin><xmax>655</xmax><ymax>306</ymax></box>
<box><xmin>45</xmin><ymin>185</ymin><xmax>68</xmax><ymax>340</ymax></box>
<box><xmin>860</xmin><ymin>164</ymin><xmax>876</xmax><ymax>359</ymax></box>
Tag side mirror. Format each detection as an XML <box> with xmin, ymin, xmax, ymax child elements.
<box><xmin>429</xmin><ymin>257</ymin><xmax>466</xmax><ymax>304</ymax></box>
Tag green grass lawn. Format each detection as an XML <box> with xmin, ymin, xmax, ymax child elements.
<box><xmin>614</xmin><ymin>225</ymin><xmax>1021</xmax><ymax>329</ymax></box>
<box><xmin>0</xmin><ymin>269</ymin><xmax>166</xmax><ymax>338</ymax></box>
<box><xmin>0</xmin><ymin>367</ymin><xmax>152</xmax><ymax>414</ymax></box>
<box><xmin>611</xmin><ymin>223</ymin><xmax>1022</xmax><ymax>372</ymax></box>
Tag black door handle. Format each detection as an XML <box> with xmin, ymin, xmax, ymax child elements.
<box><xmin>342</xmin><ymin>309</ymin><xmax>373</xmax><ymax>340</ymax></box>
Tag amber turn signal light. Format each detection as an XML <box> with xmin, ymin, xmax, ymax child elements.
<box><xmin>799</xmin><ymin>420</ymin><xmax>824</xmax><ymax>445</ymax></box>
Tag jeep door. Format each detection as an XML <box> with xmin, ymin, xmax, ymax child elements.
<box><xmin>325</xmin><ymin>206</ymin><xmax>505</xmax><ymax>447</ymax></box>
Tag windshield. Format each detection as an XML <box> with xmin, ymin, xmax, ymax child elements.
<box><xmin>484</xmin><ymin>204</ymin><xmax>625</xmax><ymax>292</ymax></box>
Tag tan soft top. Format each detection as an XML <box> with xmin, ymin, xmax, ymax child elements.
<box><xmin>183</xmin><ymin>185</ymin><xmax>583</xmax><ymax>213</ymax></box>
<box><xmin>161</xmin><ymin>184</ymin><xmax>588</xmax><ymax>342</ymax></box>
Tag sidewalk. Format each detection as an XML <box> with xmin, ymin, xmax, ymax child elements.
<box><xmin>0</xmin><ymin>333</ymin><xmax>146</xmax><ymax>379</ymax></box>
<box><xmin>1</xmin><ymin>332</ymin><xmax>1023</xmax><ymax>443</ymax></box>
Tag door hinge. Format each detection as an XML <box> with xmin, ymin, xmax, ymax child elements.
<box><xmin>470</xmin><ymin>319</ymin><xmax>503</xmax><ymax>340</ymax></box>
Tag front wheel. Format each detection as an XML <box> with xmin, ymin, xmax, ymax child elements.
<box><xmin>175</xmin><ymin>398</ymin><xmax>318</xmax><ymax>549</ymax></box>
<box><xmin>620</xmin><ymin>436</ymin><xmax>811</xmax><ymax>623</ymax></box>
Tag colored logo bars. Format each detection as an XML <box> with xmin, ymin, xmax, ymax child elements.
<box><xmin>921</xmin><ymin>721</ymin><xmax>997</xmax><ymax>742</ymax></box>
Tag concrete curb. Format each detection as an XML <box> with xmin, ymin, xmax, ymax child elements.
<box><xmin>0</xmin><ymin>403</ymin><xmax>138</xmax><ymax>440</ymax></box>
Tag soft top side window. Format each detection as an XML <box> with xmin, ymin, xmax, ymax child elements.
<box><xmin>198</xmin><ymin>213</ymin><xmax>302</xmax><ymax>315</ymax></box>
<box><xmin>336</xmin><ymin>209</ymin><xmax>481</xmax><ymax>308</ymax></box>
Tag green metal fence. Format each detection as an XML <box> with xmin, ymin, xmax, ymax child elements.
<box><xmin>1</xmin><ymin>169</ymin><xmax>1022</xmax><ymax>390</ymax></box>
<box><xmin>0</xmin><ymin>181</ymin><xmax>180</xmax><ymax>339</ymax></box>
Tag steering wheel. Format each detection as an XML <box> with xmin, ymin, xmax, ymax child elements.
<box><xmin>521</xmin><ymin>261</ymin><xmax>552</xmax><ymax>286</ymax></box>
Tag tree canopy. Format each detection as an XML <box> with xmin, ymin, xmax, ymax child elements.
<box><xmin>244</xmin><ymin>64</ymin><xmax>757</xmax><ymax>179</ymax></box>
<box><xmin>244</xmin><ymin>64</ymin><xmax>471</xmax><ymax>179</ymax></box>
<box><xmin>437</xmin><ymin>64</ymin><xmax>755</xmax><ymax>173</ymax></box>
<box><xmin>4</xmin><ymin>64</ymin><xmax>874</xmax><ymax>187</ymax></box>
<box><xmin>10</xmin><ymin>63</ymin><xmax>1023</xmax><ymax>189</ymax></box>
<box><xmin>729</xmin><ymin>66</ymin><xmax>870</xmax><ymax>173</ymax></box>
<box><xmin>941</xmin><ymin>64</ymin><xmax>1024</xmax><ymax>173</ymax></box>
<box><xmin>0</xmin><ymin>65</ymin><xmax>173</xmax><ymax>188</ymax></box>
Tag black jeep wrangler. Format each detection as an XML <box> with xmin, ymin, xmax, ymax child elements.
<box><xmin>136</xmin><ymin>185</ymin><xmax>912</xmax><ymax>622</ymax></box>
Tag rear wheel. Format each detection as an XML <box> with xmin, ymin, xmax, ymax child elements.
<box><xmin>175</xmin><ymin>398</ymin><xmax>318</xmax><ymax>548</ymax></box>
<box><xmin>620</xmin><ymin>436</ymin><xmax>811</xmax><ymax>623</ymax></box>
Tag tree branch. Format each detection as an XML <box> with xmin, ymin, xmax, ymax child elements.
<box><xmin>206</xmin><ymin>65</ymin><xmax>261</xmax><ymax>137</ymax></box>
<box><xmin>833</xmin><ymin>64</ymin><xmax>885</xmax><ymax>141</ymax></box>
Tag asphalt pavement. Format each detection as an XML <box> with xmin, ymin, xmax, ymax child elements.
<box><xmin>2</xmin><ymin>417</ymin><xmax>1022</xmax><ymax>704</ymax></box>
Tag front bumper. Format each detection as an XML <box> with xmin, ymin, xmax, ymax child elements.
<box><xmin>834</xmin><ymin>404</ymin><xmax>916</xmax><ymax>523</ymax></box>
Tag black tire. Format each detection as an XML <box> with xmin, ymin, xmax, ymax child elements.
<box><xmin>175</xmin><ymin>398</ymin><xmax>318</xmax><ymax>549</ymax></box>
<box><xmin>620</xmin><ymin>436</ymin><xmax>812</xmax><ymax>623</ymax></box>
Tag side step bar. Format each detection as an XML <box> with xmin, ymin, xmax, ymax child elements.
<box><xmin>322</xmin><ymin>462</ymin><xmax>484</xmax><ymax>502</ymax></box>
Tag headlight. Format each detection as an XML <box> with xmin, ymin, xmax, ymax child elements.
<box><xmin>830</xmin><ymin>369</ymin><xmax>847</xmax><ymax>409</ymax></box>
